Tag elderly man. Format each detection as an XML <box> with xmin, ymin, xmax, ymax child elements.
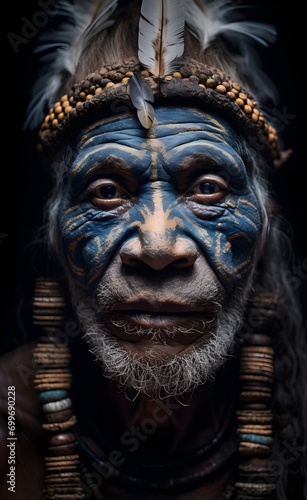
<box><xmin>1</xmin><ymin>0</ymin><xmax>306</xmax><ymax>499</ymax></box>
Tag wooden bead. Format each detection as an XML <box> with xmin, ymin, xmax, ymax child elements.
<box><xmin>64</xmin><ymin>106</ymin><xmax>73</xmax><ymax>114</ymax></box>
<box><xmin>235</xmin><ymin>98</ymin><xmax>244</xmax><ymax>107</ymax></box>
<box><xmin>206</xmin><ymin>78</ymin><xmax>216</xmax><ymax>88</ymax></box>
<box><xmin>49</xmin><ymin>433</ymin><xmax>75</xmax><ymax>446</ymax></box>
<box><xmin>216</xmin><ymin>84</ymin><xmax>227</xmax><ymax>94</ymax></box>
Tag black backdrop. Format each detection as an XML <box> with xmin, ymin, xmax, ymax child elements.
<box><xmin>1</xmin><ymin>0</ymin><xmax>304</xmax><ymax>353</ymax></box>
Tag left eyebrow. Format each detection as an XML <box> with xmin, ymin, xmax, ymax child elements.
<box><xmin>71</xmin><ymin>144</ymin><xmax>146</xmax><ymax>180</ymax></box>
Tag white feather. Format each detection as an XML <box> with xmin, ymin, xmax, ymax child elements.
<box><xmin>129</xmin><ymin>72</ymin><xmax>155</xmax><ymax>129</ymax></box>
<box><xmin>24</xmin><ymin>0</ymin><xmax>118</xmax><ymax>130</ymax></box>
<box><xmin>184</xmin><ymin>0</ymin><xmax>277</xmax><ymax>50</ymax></box>
<box><xmin>138</xmin><ymin>0</ymin><xmax>185</xmax><ymax>77</ymax></box>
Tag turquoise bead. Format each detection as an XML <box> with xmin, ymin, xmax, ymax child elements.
<box><xmin>240</xmin><ymin>433</ymin><xmax>273</xmax><ymax>445</ymax></box>
<box><xmin>38</xmin><ymin>389</ymin><xmax>68</xmax><ymax>403</ymax></box>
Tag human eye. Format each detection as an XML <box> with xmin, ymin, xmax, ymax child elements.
<box><xmin>88</xmin><ymin>179</ymin><xmax>130</xmax><ymax>209</ymax></box>
<box><xmin>185</xmin><ymin>174</ymin><xmax>228</xmax><ymax>204</ymax></box>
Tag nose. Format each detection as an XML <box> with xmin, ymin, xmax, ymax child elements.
<box><xmin>120</xmin><ymin>219</ymin><xmax>198</xmax><ymax>271</ymax></box>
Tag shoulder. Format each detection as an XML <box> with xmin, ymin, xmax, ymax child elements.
<box><xmin>0</xmin><ymin>342</ymin><xmax>45</xmax><ymax>499</ymax></box>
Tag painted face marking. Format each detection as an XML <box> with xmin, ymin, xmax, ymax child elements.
<box><xmin>56</xmin><ymin>108</ymin><xmax>264</xmax><ymax>295</ymax></box>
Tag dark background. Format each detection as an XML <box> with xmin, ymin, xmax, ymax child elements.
<box><xmin>1</xmin><ymin>0</ymin><xmax>305</xmax><ymax>353</ymax></box>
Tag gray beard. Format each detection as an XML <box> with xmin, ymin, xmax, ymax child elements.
<box><xmin>71</xmin><ymin>280</ymin><xmax>253</xmax><ymax>400</ymax></box>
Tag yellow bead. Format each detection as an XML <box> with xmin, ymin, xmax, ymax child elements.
<box><xmin>227</xmin><ymin>91</ymin><xmax>236</xmax><ymax>101</ymax></box>
<box><xmin>238</xmin><ymin>93</ymin><xmax>247</xmax><ymax>102</ymax></box>
<box><xmin>216</xmin><ymin>84</ymin><xmax>227</xmax><ymax>94</ymax></box>
<box><xmin>235</xmin><ymin>98</ymin><xmax>244</xmax><ymax>107</ymax></box>
<box><xmin>64</xmin><ymin>106</ymin><xmax>73</xmax><ymax>114</ymax></box>
<box><xmin>244</xmin><ymin>105</ymin><xmax>253</xmax><ymax>114</ymax></box>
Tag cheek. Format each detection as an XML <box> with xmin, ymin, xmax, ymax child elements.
<box><xmin>182</xmin><ymin>194</ymin><xmax>263</xmax><ymax>290</ymax></box>
<box><xmin>57</xmin><ymin>204</ymin><xmax>127</xmax><ymax>293</ymax></box>
<box><xmin>208</xmin><ymin>197</ymin><xmax>263</xmax><ymax>288</ymax></box>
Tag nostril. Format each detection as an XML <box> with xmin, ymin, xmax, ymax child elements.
<box><xmin>173</xmin><ymin>258</ymin><xmax>192</xmax><ymax>268</ymax></box>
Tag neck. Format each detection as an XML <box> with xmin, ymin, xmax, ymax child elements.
<box><xmin>70</xmin><ymin>339</ymin><xmax>238</xmax><ymax>462</ymax></box>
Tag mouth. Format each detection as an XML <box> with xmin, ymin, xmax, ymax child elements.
<box><xmin>99</xmin><ymin>300</ymin><xmax>218</xmax><ymax>344</ymax></box>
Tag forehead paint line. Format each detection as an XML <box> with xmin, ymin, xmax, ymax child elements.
<box><xmin>169</xmin><ymin>142</ymin><xmax>243</xmax><ymax>177</ymax></box>
<box><xmin>71</xmin><ymin>144</ymin><xmax>147</xmax><ymax>181</ymax></box>
<box><xmin>154</xmin><ymin>108</ymin><xmax>229</xmax><ymax>133</ymax></box>
<box><xmin>150</xmin><ymin>150</ymin><xmax>158</xmax><ymax>181</ymax></box>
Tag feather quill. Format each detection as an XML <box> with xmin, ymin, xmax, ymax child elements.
<box><xmin>184</xmin><ymin>0</ymin><xmax>277</xmax><ymax>50</ymax></box>
<box><xmin>129</xmin><ymin>72</ymin><xmax>155</xmax><ymax>129</ymax></box>
<box><xmin>138</xmin><ymin>0</ymin><xmax>185</xmax><ymax>77</ymax></box>
<box><xmin>24</xmin><ymin>0</ymin><xmax>118</xmax><ymax>130</ymax></box>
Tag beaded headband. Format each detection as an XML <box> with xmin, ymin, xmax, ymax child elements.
<box><xmin>38</xmin><ymin>56</ymin><xmax>283</xmax><ymax>167</ymax></box>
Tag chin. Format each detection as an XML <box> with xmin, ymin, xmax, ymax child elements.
<box><xmin>73</xmin><ymin>291</ymin><xmax>246</xmax><ymax>399</ymax></box>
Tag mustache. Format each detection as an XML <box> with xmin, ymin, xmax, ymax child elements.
<box><xmin>95</xmin><ymin>280</ymin><xmax>224</xmax><ymax>316</ymax></box>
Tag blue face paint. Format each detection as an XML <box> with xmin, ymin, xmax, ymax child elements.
<box><xmin>57</xmin><ymin>107</ymin><xmax>263</xmax><ymax>295</ymax></box>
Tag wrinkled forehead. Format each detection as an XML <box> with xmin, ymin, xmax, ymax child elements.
<box><xmin>75</xmin><ymin>107</ymin><xmax>241</xmax><ymax>154</ymax></box>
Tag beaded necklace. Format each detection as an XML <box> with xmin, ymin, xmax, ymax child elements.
<box><xmin>32</xmin><ymin>277</ymin><xmax>278</xmax><ymax>499</ymax></box>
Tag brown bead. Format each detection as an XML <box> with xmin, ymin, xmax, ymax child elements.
<box><xmin>206</xmin><ymin>78</ymin><xmax>217</xmax><ymax>88</ymax></box>
<box><xmin>232</xmin><ymin>82</ymin><xmax>241</xmax><ymax>90</ymax></box>
<box><xmin>49</xmin><ymin>433</ymin><xmax>75</xmax><ymax>446</ymax></box>
<box><xmin>62</xmin><ymin>100</ymin><xmax>70</xmax><ymax>109</ymax></box>
<box><xmin>227</xmin><ymin>91</ymin><xmax>236</xmax><ymax>101</ymax></box>
<box><xmin>173</xmin><ymin>71</ymin><xmax>182</xmax><ymax>79</ymax></box>
<box><xmin>216</xmin><ymin>84</ymin><xmax>227</xmax><ymax>94</ymax></box>
<box><xmin>98</xmin><ymin>67</ymin><xmax>108</xmax><ymax>76</ymax></box>
<box><xmin>238</xmin><ymin>92</ymin><xmax>247</xmax><ymax>102</ymax></box>
<box><xmin>85</xmin><ymin>94</ymin><xmax>93</xmax><ymax>100</ymax></box>
<box><xmin>45</xmin><ymin>409</ymin><xmax>73</xmax><ymax>423</ymax></box>
<box><xmin>42</xmin><ymin>415</ymin><xmax>77</xmax><ymax>432</ymax></box>
<box><xmin>45</xmin><ymin>454</ymin><xmax>79</xmax><ymax>462</ymax></box>
<box><xmin>63</xmin><ymin>106</ymin><xmax>72</xmax><ymax>115</ymax></box>
<box><xmin>235</xmin><ymin>98</ymin><xmax>244</xmax><ymax>107</ymax></box>
<box><xmin>105</xmin><ymin>81</ymin><xmax>115</xmax><ymax>88</ymax></box>
<box><xmin>95</xmin><ymin>87</ymin><xmax>103</xmax><ymax>95</ymax></box>
<box><xmin>245</xmin><ymin>334</ymin><xmax>272</xmax><ymax>346</ymax></box>
<box><xmin>48</xmin><ymin>444</ymin><xmax>76</xmax><ymax>456</ymax></box>
<box><xmin>221</xmin><ymin>81</ymin><xmax>230</xmax><ymax>90</ymax></box>
<box><xmin>244</xmin><ymin>105</ymin><xmax>253</xmax><ymax>114</ymax></box>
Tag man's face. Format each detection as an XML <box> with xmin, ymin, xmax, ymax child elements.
<box><xmin>53</xmin><ymin>107</ymin><xmax>265</xmax><ymax>395</ymax></box>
